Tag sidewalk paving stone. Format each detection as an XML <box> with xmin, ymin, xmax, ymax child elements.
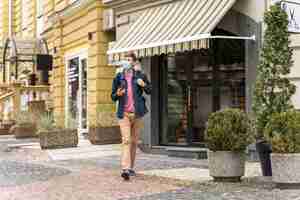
<box><xmin>0</xmin><ymin>160</ymin><xmax>71</xmax><ymax>187</ymax></box>
<box><xmin>0</xmin><ymin>168</ymin><xmax>183</xmax><ymax>200</ymax></box>
<box><xmin>0</xmin><ymin>139</ymin><xmax>300</xmax><ymax>200</ymax></box>
<box><xmin>139</xmin><ymin>162</ymin><xmax>261</xmax><ymax>182</ymax></box>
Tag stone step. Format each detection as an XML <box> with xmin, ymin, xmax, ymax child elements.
<box><xmin>165</xmin><ymin>145</ymin><xmax>260</xmax><ymax>161</ymax></box>
<box><xmin>166</xmin><ymin>147</ymin><xmax>208</xmax><ymax>159</ymax></box>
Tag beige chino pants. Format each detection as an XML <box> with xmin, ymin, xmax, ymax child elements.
<box><xmin>118</xmin><ymin>112</ymin><xmax>143</xmax><ymax>170</ymax></box>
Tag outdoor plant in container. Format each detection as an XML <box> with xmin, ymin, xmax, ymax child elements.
<box><xmin>38</xmin><ymin>113</ymin><xmax>78</xmax><ymax>149</ymax></box>
<box><xmin>253</xmin><ymin>3</ymin><xmax>296</xmax><ymax>176</ymax></box>
<box><xmin>88</xmin><ymin>104</ymin><xmax>121</xmax><ymax>145</ymax></box>
<box><xmin>264</xmin><ymin>110</ymin><xmax>300</xmax><ymax>188</ymax></box>
<box><xmin>11</xmin><ymin>111</ymin><xmax>37</xmax><ymax>138</ymax></box>
<box><xmin>205</xmin><ymin>108</ymin><xmax>254</xmax><ymax>182</ymax></box>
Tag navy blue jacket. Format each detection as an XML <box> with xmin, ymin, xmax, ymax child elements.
<box><xmin>111</xmin><ymin>70</ymin><xmax>151</xmax><ymax>119</ymax></box>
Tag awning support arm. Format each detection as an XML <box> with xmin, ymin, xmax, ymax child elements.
<box><xmin>209</xmin><ymin>35</ymin><xmax>256</xmax><ymax>41</ymax></box>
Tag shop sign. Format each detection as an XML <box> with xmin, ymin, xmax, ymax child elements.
<box><xmin>273</xmin><ymin>0</ymin><xmax>300</xmax><ymax>33</ymax></box>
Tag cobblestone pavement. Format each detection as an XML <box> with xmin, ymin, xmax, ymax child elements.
<box><xmin>0</xmin><ymin>160</ymin><xmax>71</xmax><ymax>187</ymax></box>
<box><xmin>0</xmin><ymin>137</ymin><xmax>300</xmax><ymax>200</ymax></box>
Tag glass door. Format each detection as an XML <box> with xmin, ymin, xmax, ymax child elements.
<box><xmin>67</xmin><ymin>57</ymin><xmax>79</xmax><ymax>129</ymax></box>
<box><xmin>66</xmin><ymin>52</ymin><xmax>88</xmax><ymax>137</ymax></box>
<box><xmin>160</xmin><ymin>51</ymin><xmax>212</xmax><ymax>146</ymax></box>
<box><xmin>160</xmin><ymin>54</ymin><xmax>191</xmax><ymax>145</ymax></box>
<box><xmin>78</xmin><ymin>58</ymin><xmax>88</xmax><ymax>135</ymax></box>
<box><xmin>190</xmin><ymin>52</ymin><xmax>212</xmax><ymax>144</ymax></box>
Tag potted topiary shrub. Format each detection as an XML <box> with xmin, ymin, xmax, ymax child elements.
<box><xmin>205</xmin><ymin>108</ymin><xmax>254</xmax><ymax>182</ymax></box>
<box><xmin>253</xmin><ymin>3</ymin><xmax>296</xmax><ymax>176</ymax></box>
<box><xmin>0</xmin><ymin>121</ymin><xmax>15</xmax><ymax>135</ymax></box>
<box><xmin>88</xmin><ymin>104</ymin><xmax>121</xmax><ymax>145</ymax></box>
<box><xmin>11</xmin><ymin>111</ymin><xmax>37</xmax><ymax>138</ymax></box>
<box><xmin>264</xmin><ymin>110</ymin><xmax>300</xmax><ymax>188</ymax></box>
<box><xmin>38</xmin><ymin>113</ymin><xmax>78</xmax><ymax>149</ymax></box>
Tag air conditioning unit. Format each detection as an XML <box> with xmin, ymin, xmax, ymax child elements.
<box><xmin>103</xmin><ymin>9</ymin><xmax>115</xmax><ymax>31</ymax></box>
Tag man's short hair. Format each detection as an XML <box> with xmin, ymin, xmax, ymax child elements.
<box><xmin>125</xmin><ymin>52</ymin><xmax>137</xmax><ymax>62</ymax></box>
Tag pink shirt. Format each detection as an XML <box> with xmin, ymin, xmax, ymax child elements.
<box><xmin>124</xmin><ymin>71</ymin><xmax>135</xmax><ymax>113</ymax></box>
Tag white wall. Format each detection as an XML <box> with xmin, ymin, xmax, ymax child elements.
<box><xmin>234</xmin><ymin>0</ymin><xmax>300</xmax><ymax>109</ymax></box>
<box><xmin>291</xmin><ymin>80</ymin><xmax>300</xmax><ymax>109</ymax></box>
<box><xmin>290</xmin><ymin>37</ymin><xmax>300</xmax><ymax>109</ymax></box>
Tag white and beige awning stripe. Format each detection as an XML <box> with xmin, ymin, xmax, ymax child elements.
<box><xmin>107</xmin><ymin>0</ymin><xmax>237</xmax><ymax>60</ymax></box>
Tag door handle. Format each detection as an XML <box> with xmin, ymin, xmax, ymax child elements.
<box><xmin>187</xmin><ymin>85</ymin><xmax>191</xmax><ymax>111</ymax></box>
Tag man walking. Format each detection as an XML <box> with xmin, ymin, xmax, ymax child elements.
<box><xmin>111</xmin><ymin>52</ymin><xmax>151</xmax><ymax>181</ymax></box>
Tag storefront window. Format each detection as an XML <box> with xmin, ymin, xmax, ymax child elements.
<box><xmin>165</xmin><ymin>55</ymin><xmax>188</xmax><ymax>145</ymax></box>
<box><xmin>159</xmin><ymin>38</ymin><xmax>246</xmax><ymax>146</ymax></box>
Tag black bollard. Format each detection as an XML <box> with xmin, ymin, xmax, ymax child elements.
<box><xmin>256</xmin><ymin>140</ymin><xmax>272</xmax><ymax>176</ymax></box>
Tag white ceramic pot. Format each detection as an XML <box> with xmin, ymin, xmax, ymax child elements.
<box><xmin>208</xmin><ymin>151</ymin><xmax>245</xmax><ymax>182</ymax></box>
<box><xmin>271</xmin><ymin>153</ymin><xmax>300</xmax><ymax>184</ymax></box>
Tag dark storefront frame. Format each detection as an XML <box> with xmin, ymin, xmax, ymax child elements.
<box><xmin>151</xmin><ymin>30</ymin><xmax>247</xmax><ymax>147</ymax></box>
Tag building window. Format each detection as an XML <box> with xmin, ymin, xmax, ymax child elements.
<box><xmin>21</xmin><ymin>0</ymin><xmax>28</xmax><ymax>30</ymax></box>
<box><xmin>36</xmin><ymin>0</ymin><xmax>44</xmax><ymax>37</ymax></box>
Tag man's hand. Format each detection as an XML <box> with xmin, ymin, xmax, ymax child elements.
<box><xmin>116</xmin><ymin>88</ymin><xmax>125</xmax><ymax>96</ymax></box>
<box><xmin>137</xmin><ymin>79</ymin><xmax>145</xmax><ymax>87</ymax></box>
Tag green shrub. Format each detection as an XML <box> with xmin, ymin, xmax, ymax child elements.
<box><xmin>264</xmin><ymin>110</ymin><xmax>300</xmax><ymax>153</ymax></box>
<box><xmin>37</xmin><ymin>112</ymin><xmax>78</xmax><ymax>132</ymax></box>
<box><xmin>37</xmin><ymin>112</ymin><xmax>57</xmax><ymax>132</ymax></box>
<box><xmin>205</xmin><ymin>108</ymin><xmax>254</xmax><ymax>152</ymax></box>
<box><xmin>15</xmin><ymin>111</ymin><xmax>35</xmax><ymax>125</ymax></box>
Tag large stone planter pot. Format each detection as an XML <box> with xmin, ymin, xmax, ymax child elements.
<box><xmin>39</xmin><ymin>129</ymin><xmax>78</xmax><ymax>149</ymax></box>
<box><xmin>271</xmin><ymin>153</ymin><xmax>300</xmax><ymax>188</ymax></box>
<box><xmin>0</xmin><ymin>122</ymin><xmax>15</xmax><ymax>135</ymax></box>
<box><xmin>208</xmin><ymin>151</ymin><xmax>245</xmax><ymax>182</ymax></box>
<box><xmin>12</xmin><ymin>123</ymin><xmax>37</xmax><ymax>138</ymax></box>
<box><xmin>88</xmin><ymin>126</ymin><xmax>121</xmax><ymax>145</ymax></box>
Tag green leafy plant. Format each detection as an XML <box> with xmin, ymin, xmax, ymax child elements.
<box><xmin>37</xmin><ymin>112</ymin><xmax>58</xmax><ymax>132</ymax></box>
<box><xmin>264</xmin><ymin>110</ymin><xmax>300</xmax><ymax>153</ymax></box>
<box><xmin>253</xmin><ymin>4</ymin><xmax>296</xmax><ymax>137</ymax></box>
<box><xmin>15</xmin><ymin>111</ymin><xmax>35</xmax><ymax>125</ymax></box>
<box><xmin>95</xmin><ymin>104</ymin><xmax>118</xmax><ymax>127</ymax></box>
<box><xmin>205</xmin><ymin>108</ymin><xmax>254</xmax><ymax>152</ymax></box>
<box><xmin>37</xmin><ymin>112</ymin><xmax>77</xmax><ymax>132</ymax></box>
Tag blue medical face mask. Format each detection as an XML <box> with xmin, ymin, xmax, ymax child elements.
<box><xmin>121</xmin><ymin>61</ymin><xmax>132</xmax><ymax>70</ymax></box>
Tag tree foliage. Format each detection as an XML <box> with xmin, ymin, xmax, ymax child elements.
<box><xmin>253</xmin><ymin>4</ymin><xmax>296</xmax><ymax>136</ymax></box>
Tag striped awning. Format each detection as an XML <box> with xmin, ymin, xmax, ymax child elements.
<box><xmin>107</xmin><ymin>0</ymin><xmax>237</xmax><ymax>60</ymax></box>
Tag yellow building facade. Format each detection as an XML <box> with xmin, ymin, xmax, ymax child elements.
<box><xmin>0</xmin><ymin>0</ymin><xmax>39</xmax><ymax>80</ymax></box>
<box><xmin>0</xmin><ymin>0</ymin><xmax>9</xmax><ymax>40</ymax></box>
<box><xmin>42</xmin><ymin>0</ymin><xmax>114</xmax><ymax>131</ymax></box>
<box><xmin>0</xmin><ymin>0</ymin><xmax>50</xmax><ymax>121</ymax></box>
<box><xmin>0</xmin><ymin>0</ymin><xmax>38</xmax><ymax>39</ymax></box>
<box><xmin>0</xmin><ymin>0</ymin><xmax>114</xmax><ymax>133</ymax></box>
